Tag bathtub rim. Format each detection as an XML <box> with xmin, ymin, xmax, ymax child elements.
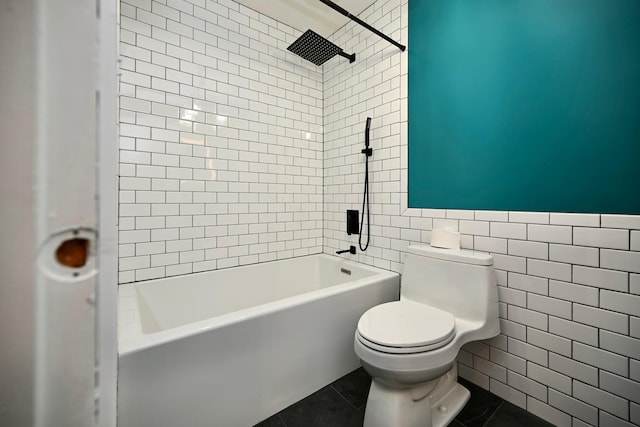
<box><xmin>118</xmin><ymin>254</ymin><xmax>399</xmax><ymax>356</ymax></box>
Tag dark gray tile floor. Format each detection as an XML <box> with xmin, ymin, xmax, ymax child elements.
<box><xmin>255</xmin><ymin>368</ymin><xmax>553</xmax><ymax>427</ymax></box>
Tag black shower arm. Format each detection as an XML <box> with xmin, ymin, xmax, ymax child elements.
<box><xmin>338</xmin><ymin>50</ymin><xmax>356</xmax><ymax>63</ymax></box>
<box><xmin>319</xmin><ymin>0</ymin><xmax>406</xmax><ymax>52</ymax></box>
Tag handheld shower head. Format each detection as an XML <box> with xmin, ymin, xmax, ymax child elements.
<box><xmin>365</xmin><ymin>117</ymin><xmax>371</xmax><ymax>148</ymax></box>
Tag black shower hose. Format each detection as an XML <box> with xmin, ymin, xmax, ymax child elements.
<box><xmin>359</xmin><ymin>123</ymin><xmax>371</xmax><ymax>252</ymax></box>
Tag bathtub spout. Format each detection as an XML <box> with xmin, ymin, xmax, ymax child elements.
<box><xmin>336</xmin><ymin>246</ymin><xmax>356</xmax><ymax>255</ymax></box>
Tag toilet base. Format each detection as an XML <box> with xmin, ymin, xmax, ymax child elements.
<box><xmin>363</xmin><ymin>365</ymin><xmax>470</xmax><ymax>427</ymax></box>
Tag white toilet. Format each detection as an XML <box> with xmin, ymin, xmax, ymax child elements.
<box><xmin>354</xmin><ymin>244</ymin><xmax>500</xmax><ymax>427</ymax></box>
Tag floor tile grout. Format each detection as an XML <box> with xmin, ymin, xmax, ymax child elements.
<box><xmin>276</xmin><ymin>413</ymin><xmax>288</xmax><ymax>427</ymax></box>
<box><xmin>330</xmin><ymin>384</ymin><xmax>362</xmax><ymax>411</ymax></box>
<box><xmin>480</xmin><ymin>400</ymin><xmax>504</xmax><ymax>427</ymax></box>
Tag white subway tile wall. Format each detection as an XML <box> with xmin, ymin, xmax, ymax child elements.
<box><xmin>119</xmin><ymin>0</ymin><xmax>640</xmax><ymax>425</ymax></box>
<box><xmin>118</xmin><ymin>0</ymin><xmax>324</xmax><ymax>283</ymax></box>
<box><xmin>322</xmin><ymin>0</ymin><xmax>640</xmax><ymax>426</ymax></box>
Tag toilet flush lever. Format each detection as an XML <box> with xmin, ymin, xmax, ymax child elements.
<box><xmin>336</xmin><ymin>246</ymin><xmax>356</xmax><ymax>255</ymax></box>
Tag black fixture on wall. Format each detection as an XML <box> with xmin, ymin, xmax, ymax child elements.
<box><xmin>286</xmin><ymin>0</ymin><xmax>405</xmax><ymax>66</ymax></box>
<box><xmin>287</xmin><ymin>29</ymin><xmax>355</xmax><ymax>66</ymax></box>
<box><xmin>336</xmin><ymin>246</ymin><xmax>356</xmax><ymax>255</ymax></box>
<box><xmin>346</xmin><ymin>210</ymin><xmax>359</xmax><ymax>235</ymax></box>
<box><xmin>359</xmin><ymin>117</ymin><xmax>372</xmax><ymax>252</ymax></box>
<box><xmin>318</xmin><ymin>0</ymin><xmax>406</xmax><ymax>52</ymax></box>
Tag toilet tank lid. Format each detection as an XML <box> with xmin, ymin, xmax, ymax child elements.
<box><xmin>407</xmin><ymin>245</ymin><xmax>493</xmax><ymax>266</ymax></box>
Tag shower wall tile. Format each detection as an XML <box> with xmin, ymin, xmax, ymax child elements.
<box><xmin>601</xmin><ymin>214</ymin><xmax>640</xmax><ymax>229</ymax></box>
<box><xmin>527</xmin><ymin>224</ymin><xmax>574</xmax><ymax>244</ymax></box>
<box><xmin>323</xmin><ymin>0</ymin><xmax>640</xmax><ymax>425</ymax></box>
<box><xmin>550</xmin><ymin>212</ymin><xmax>600</xmax><ymax>227</ymax></box>
<box><xmin>507</xmin><ymin>371</ymin><xmax>547</xmax><ymax>402</ymax></box>
<box><xmin>528</xmin><ymin>397</ymin><xmax>572</xmax><ymax>427</ymax></box>
<box><xmin>574</xmin><ymin>227</ymin><xmax>629</xmax><ymax>250</ymax></box>
<box><xmin>573</xmin><ymin>264</ymin><xmax>629</xmax><ymax>292</ymax></box>
<box><xmin>631</xmin><ymin>231</ymin><xmax>640</xmax><ymax>251</ymax></box>
<box><xmin>548</xmin><ymin>353</ymin><xmax>598</xmax><ymax>387</ymax></box>
<box><xmin>548</xmin><ymin>389</ymin><xmax>598</xmax><ymax>426</ymax></box>
<box><xmin>118</xmin><ymin>0</ymin><xmax>324</xmax><ymax>282</ymax></box>
<box><xmin>600</xmin><ymin>411</ymin><xmax>637</xmax><ymax>427</ymax></box>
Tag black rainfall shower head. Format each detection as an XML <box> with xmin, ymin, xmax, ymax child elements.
<box><xmin>287</xmin><ymin>29</ymin><xmax>355</xmax><ymax>66</ymax></box>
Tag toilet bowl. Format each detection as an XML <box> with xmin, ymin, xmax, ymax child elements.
<box><xmin>354</xmin><ymin>245</ymin><xmax>500</xmax><ymax>427</ymax></box>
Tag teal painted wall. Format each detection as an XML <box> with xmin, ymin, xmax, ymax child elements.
<box><xmin>408</xmin><ymin>0</ymin><xmax>640</xmax><ymax>213</ymax></box>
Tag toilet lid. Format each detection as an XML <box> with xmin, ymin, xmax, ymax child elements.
<box><xmin>357</xmin><ymin>300</ymin><xmax>455</xmax><ymax>351</ymax></box>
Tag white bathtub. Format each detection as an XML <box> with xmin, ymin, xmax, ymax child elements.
<box><xmin>118</xmin><ymin>254</ymin><xmax>399</xmax><ymax>427</ymax></box>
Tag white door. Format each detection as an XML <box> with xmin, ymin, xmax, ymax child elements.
<box><xmin>0</xmin><ymin>0</ymin><xmax>117</xmax><ymax>426</ymax></box>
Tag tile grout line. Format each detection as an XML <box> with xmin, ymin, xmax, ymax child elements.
<box><xmin>480</xmin><ymin>400</ymin><xmax>505</xmax><ymax>427</ymax></box>
<box><xmin>329</xmin><ymin>383</ymin><xmax>362</xmax><ymax>411</ymax></box>
<box><xmin>275</xmin><ymin>413</ymin><xmax>288</xmax><ymax>427</ymax></box>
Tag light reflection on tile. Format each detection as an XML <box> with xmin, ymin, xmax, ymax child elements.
<box><xmin>179</xmin><ymin>132</ymin><xmax>205</xmax><ymax>145</ymax></box>
<box><xmin>181</xmin><ymin>109</ymin><xmax>205</xmax><ymax>123</ymax></box>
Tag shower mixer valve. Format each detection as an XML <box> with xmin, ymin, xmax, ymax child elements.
<box><xmin>347</xmin><ymin>210</ymin><xmax>360</xmax><ymax>235</ymax></box>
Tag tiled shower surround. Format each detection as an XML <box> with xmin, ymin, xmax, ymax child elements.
<box><xmin>118</xmin><ymin>0</ymin><xmax>640</xmax><ymax>426</ymax></box>
<box><xmin>118</xmin><ymin>0</ymin><xmax>324</xmax><ymax>283</ymax></box>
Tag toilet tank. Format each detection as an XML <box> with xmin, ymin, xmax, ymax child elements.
<box><xmin>401</xmin><ymin>245</ymin><xmax>499</xmax><ymax>326</ymax></box>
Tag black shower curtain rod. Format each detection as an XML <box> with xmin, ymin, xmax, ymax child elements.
<box><xmin>318</xmin><ymin>0</ymin><xmax>406</xmax><ymax>51</ymax></box>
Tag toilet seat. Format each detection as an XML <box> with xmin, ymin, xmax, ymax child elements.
<box><xmin>357</xmin><ymin>300</ymin><xmax>455</xmax><ymax>354</ymax></box>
